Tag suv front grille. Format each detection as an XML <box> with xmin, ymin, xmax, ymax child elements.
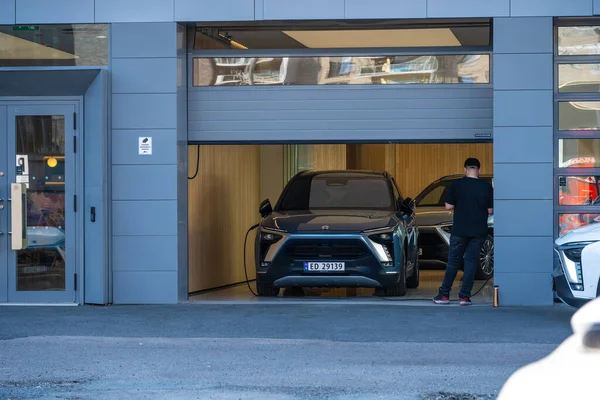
<box><xmin>283</xmin><ymin>239</ymin><xmax>370</xmax><ymax>260</ymax></box>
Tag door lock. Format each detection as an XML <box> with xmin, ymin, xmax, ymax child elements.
<box><xmin>0</xmin><ymin>172</ymin><xmax>4</xmax><ymax>177</ymax></box>
<box><xmin>0</xmin><ymin>198</ymin><xmax>3</xmax><ymax>209</ymax></box>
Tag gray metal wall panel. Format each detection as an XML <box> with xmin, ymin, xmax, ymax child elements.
<box><xmin>113</xmin><ymin>271</ymin><xmax>178</xmax><ymax>304</ymax></box>
<box><xmin>112</xmin><ymin>130</ymin><xmax>177</xmax><ymax>165</ymax></box>
<box><xmin>493</xmin><ymin>272</ymin><xmax>554</xmax><ymax>305</ymax></box>
<box><xmin>510</xmin><ymin>0</ymin><xmax>592</xmax><ymax>17</ymax></box>
<box><xmin>112</xmin><ymin>165</ymin><xmax>178</xmax><ymax>200</ymax></box>
<box><xmin>112</xmin><ymin>201</ymin><xmax>178</xmax><ymax>236</ymax></box>
<box><xmin>255</xmin><ymin>0</ymin><xmax>264</xmax><ymax>20</ymax></box>
<box><xmin>111</xmin><ymin>23</ymin><xmax>177</xmax><ymax>58</ymax></box>
<box><xmin>493</xmin><ymin>17</ymin><xmax>553</xmax><ymax>54</ymax></box>
<box><xmin>0</xmin><ymin>0</ymin><xmax>16</xmax><ymax>24</ymax></box>
<box><xmin>494</xmin><ymin>200</ymin><xmax>553</xmax><ymax>237</ymax></box>
<box><xmin>112</xmin><ymin>58</ymin><xmax>178</xmax><ymax>94</ymax></box>
<box><xmin>494</xmin><ymin>91</ymin><xmax>552</xmax><ymax>127</ymax></box>
<box><xmin>494</xmin><ymin>163</ymin><xmax>553</xmax><ymax>200</ymax></box>
<box><xmin>427</xmin><ymin>0</ymin><xmax>509</xmax><ymax>18</ymax></box>
<box><xmin>112</xmin><ymin>94</ymin><xmax>178</xmax><ymax>129</ymax></box>
<box><xmin>83</xmin><ymin>71</ymin><xmax>109</xmax><ymax>305</ymax></box>
<box><xmin>16</xmin><ymin>0</ymin><xmax>94</xmax><ymax>23</ymax></box>
<box><xmin>95</xmin><ymin>0</ymin><xmax>174</xmax><ymax>23</ymax></box>
<box><xmin>495</xmin><ymin>237</ymin><xmax>554</xmax><ymax>273</ymax></box>
<box><xmin>113</xmin><ymin>236</ymin><xmax>178</xmax><ymax>271</ymax></box>
<box><xmin>263</xmin><ymin>0</ymin><xmax>345</xmax><ymax>20</ymax></box>
<box><xmin>493</xmin><ymin>127</ymin><xmax>553</xmax><ymax>164</ymax></box>
<box><xmin>175</xmin><ymin>0</ymin><xmax>255</xmax><ymax>21</ymax></box>
<box><xmin>595</xmin><ymin>0</ymin><xmax>600</xmax><ymax>14</ymax></box>
<box><xmin>188</xmin><ymin>86</ymin><xmax>493</xmax><ymax>142</ymax></box>
<box><xmin>110</xmin><ymin>22</ymin><xmax>181</xmax><ymax>305</ymax></box>
<box><xmin>345</xmin><ymin>0</ymin><xmax>426</xmax><ymax>19</ymax></box>
<box><xmin>493</xmin><ymin>54</ymin><xmax>553</xmax><ymax>90</ymax></box>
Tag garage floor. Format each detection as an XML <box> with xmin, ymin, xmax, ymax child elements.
<box><xmin>189</xmin><ymin>270</ymin><xmax>495</xmax><ymax>304</ymax></box>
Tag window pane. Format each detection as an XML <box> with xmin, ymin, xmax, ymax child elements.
<box><xmin>559</xmin><ymin>101</ymin><xmax>600</xmax><ymax>131</ymax></box>
<box><xmin>558</xmin><ymin>26</ymin><xmax>600</xmax><ymax>56</ymax></box>
<box><xmin>558</xmin><ymin>139</ymin><xmax>600</xmax><ymax>167</ymax></box>
<box><xmin>558</xmin><ymin>176</ymin><xmax>600</xmax><ymax>205</ymax></box>
<box><xmin>192</xmin><ymin>25</ymin><xmax>491</xmax><ymax>50</ymax></box>
<box><xmin>193</xmin><ymin>55</ymin><xmax>490</xmax><ymax>86</ymax></box>
<box><xmin>558</xmin><ymin>64</ymin><xmax>600</xmax><ymax>93</ymax></box>
<box><xmin>559</xmin><ymin>214</ymin><xmax>600</xmax><ymax>236</ymax></box>
<box><xmin>0</xmin><ymin>24</ymin><xmax>108</xmax><ymax>66</ymax></box>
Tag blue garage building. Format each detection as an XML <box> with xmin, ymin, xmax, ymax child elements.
<box><xmin>0</xmin><ymin>0</ymin><xmax>599</xmax><ymax>306</ymax></box>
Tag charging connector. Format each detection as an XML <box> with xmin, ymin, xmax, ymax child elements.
<box><xmin>243</xmin><ymin>223</ymin><xmax>260</xmax><ymax>297</ymax></box>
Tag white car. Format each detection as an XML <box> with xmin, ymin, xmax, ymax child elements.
<box><xmin>553</xmin><ymin>222</ymin><xmax>600</xmax><ymax>308</ymax></box>
<box><xmin>497</xmin><ymin>297</ymin><xmax>600</xmax><ymax>399</ymax></box>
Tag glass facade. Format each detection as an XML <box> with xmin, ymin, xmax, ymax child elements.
<box><xmin>193</xmin><ymin>55</ymin><xmax>490</xmax><ymax>87</ymax></box>
<box><xmin>555</xmin><ymin>22</ymin><xmax>600</xmax><ymax>236</ymax></box>
<box><xmin>0</xmin><ymin>24</ymin><xmax>108</xmax><ymax>67</ymax></box>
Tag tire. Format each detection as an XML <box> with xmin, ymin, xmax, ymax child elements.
<box><xmin>475</xmin><ymin>234</ymin><xmax>494</xmax><ymax>280</ymax></box>
<box><xmin>384</xmin><ymin>251</ymin><xmax>408</xmax><ymax>296</ymax></box>
<box><xmin>256</xmin><ymin>282</ymin><xmax>280</xmax><ymax>297</ymax></box>
<box><xmin>406</xmin><ymin>261</ymin><xmax>420</xmax><ymax>289</ymax></box>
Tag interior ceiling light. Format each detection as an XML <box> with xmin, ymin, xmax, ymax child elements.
<box><xmin>0</xmin><ymin>32</ymin><xmax>77</xmax><ymax>59</ymax></box>
<box><xmin>282</xmin><ymin>28</ymin><xmax>461</xmax><ymax>48</ymax></box>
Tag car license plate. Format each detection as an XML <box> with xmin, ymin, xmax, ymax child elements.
<box><xmin>303</xmin><ymin>262</ymin><xmax>345</xmax><ymax>272</ymax></box>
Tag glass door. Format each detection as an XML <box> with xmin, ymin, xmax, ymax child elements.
<box><xmin>4</xmin><ymin>104</ymin><xmax>76</xmax><ymax>303</ymax></box>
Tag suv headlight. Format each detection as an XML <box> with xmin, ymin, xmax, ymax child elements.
<box><xmin>559</xmin><ymin>241</ymin><xmax>595</xmax><ymax>291</ymax></box>
<box><xmin>367</xmin><ymin>231</ymin><xmax>395</xmax><ymax>266</ymax></box>
<box><xmin>259</xmin><ymin>228</ymin><xmax>284</xmax><ymax>265</ymax></box>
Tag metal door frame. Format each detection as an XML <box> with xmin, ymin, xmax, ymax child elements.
<box><xmin>0</xmin><ymin>98</ymin><xmax>82</xmax><ymax>304</ymax></box>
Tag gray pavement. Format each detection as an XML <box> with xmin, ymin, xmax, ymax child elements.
<box><xmin>0</xmin><ymin>303</ymin><xmax>576</xmax><ymax>400</ymax></box>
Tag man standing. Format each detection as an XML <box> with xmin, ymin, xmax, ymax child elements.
<box><xmin>433</xmin><ymin>157</ymin><xmax>493</xmax><ymax>306</ymax></box>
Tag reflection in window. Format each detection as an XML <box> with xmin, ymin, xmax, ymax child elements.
<box><xmin>558</xmin><ymin>139</ymin><xmax>600</xmax><ymax>168</ymax></box>
<box><xmin>192</xmin><ymin>55</ymin><xmax>490</xmax><ymax>87</ymax></box>
<box><xmin>559</xmin><ymin>101</ymin><xmax>600</xmax><ymax>130</ymax></box>
<box><xmin>559</xmin><ymin>176</ymin><xmax>600</xmax><ymax>205</ymax></box>
<box><xmin>558</xmin><ymin>64</ymin><xmax>600</xmax><ymax>93</ymax></box>
<box><xmin>191</xmin><ymin>25</ymin><xmax>492</xmax><ymax>50</ymax></box>
<box><xmin>558</xmin><ymin>26</ymin><xmax>600</xmax><ymax>56</ymax></box>
<box><xmin>0</xmin><ymin>24</ymin><xmax>108</xmax><ymax>67</ymax></box>
<box><xmin>559</xmin><ymin>214</ymin><xmax>600</xmax><ymax>236</ymax></box>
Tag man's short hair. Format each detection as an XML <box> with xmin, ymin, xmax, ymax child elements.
<box><xmin>464</xmin><ymin>157</ymin><xmax>481</xmax><ymax>169</ymax></box>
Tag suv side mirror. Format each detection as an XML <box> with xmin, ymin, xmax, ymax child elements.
<box><xmin>400</xmin><ymin>197</ymin><xmax>415</xmax><ymax>214</ymax></box>
<box><xmin>259</xmin><ymin>199</ymin><xmax>273</xmax><ymax>218</ymax></box>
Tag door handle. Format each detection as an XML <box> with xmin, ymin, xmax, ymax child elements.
<box><xmin>90</xmin><ymin>207</ymin><xmax>96</xmax><ymax>222</ymax></box>
<box><xmin>10</xmin><ymin>183</ymin><xmax>28</xmax><ymax>250</ymax></box>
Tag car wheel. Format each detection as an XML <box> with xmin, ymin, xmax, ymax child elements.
<box><xmin>256</xmin><ymin>282</ymin><xmax>280</xmax><ymax>297</ymax></box>
<box><xmin>406</xmin><ymin>251</ymin><xmax>420</xmax><ymax>289</ymax></box>
<box><xmin>475</xmin><ymin>234</ymin><xmax>494</xmax><ymax>280</ymax></box>
<box><xmin>384</xmin><ymin>251</ymin><xmax>408</xmax><ymax>296</ymax></box>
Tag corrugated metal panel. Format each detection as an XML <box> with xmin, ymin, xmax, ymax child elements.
<box><xmin>188</xmin><ymin>85</ymin><xmax>493</xmax><ymax>143</ymax></box>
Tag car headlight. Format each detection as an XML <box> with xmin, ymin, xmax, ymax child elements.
<box><xmin>559</xmin><ymin>242</ymin><xmax>595</xmax><ymax>290</ymax></box>
<box><xmin>368</xmin><ymin>231</ymin><xmax>394</xmax><ymax>265</ymax></box>
<box><xmin>261</xmin><ymin>232</ymin><xmax>282</xmax><ymax>244</ymax></box>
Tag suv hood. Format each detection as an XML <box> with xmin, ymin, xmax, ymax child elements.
<box><xmin>415</xmin><ymin>207</ymin><xmax>453</xmax><ymax>226</ymax></box>
<box><xmin>262</xmin><ymin>210</ymin><xmax>397</xmax><ymax>233</ymax></box>
<box><xmin>555</xmin><ymin>222</ymin><xmax>600</xmax><ymax>246</ymax></box>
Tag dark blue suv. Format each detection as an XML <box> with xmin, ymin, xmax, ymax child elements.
<box><xmin>254</xmin><ymin>170</ymin><xmax>420</xmax><ymax>297</ymax></box>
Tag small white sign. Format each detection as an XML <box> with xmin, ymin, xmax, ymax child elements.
<box><xmin>138</xmin><ymin>137</ymin><xmax>152</xmax><ymax>155</ymax></box>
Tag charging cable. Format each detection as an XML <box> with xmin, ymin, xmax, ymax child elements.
<box><xmin>243</xmin><ymin>223</ymin><xmax>260</xmax><ymax>297</ymax></box>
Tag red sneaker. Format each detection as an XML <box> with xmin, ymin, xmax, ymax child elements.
<box><xmin>433</xmin><ymin>294</ymin><xmax>450</xmax><ymax>304</ymax></box>
<box><xmin>459</xmin><ymin>297</ymin><xmax>472</xmax><ymax>306</ymax></box>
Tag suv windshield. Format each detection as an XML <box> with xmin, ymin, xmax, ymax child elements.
<box><xmin>277</xmin><ymin>174</ymin><xmax>394</xmax><ymax>211</ymax></box>
<box><xmin>416</xmin><ymin>177</ymin><xmax>493</xmax><ymax>207</ymax></box>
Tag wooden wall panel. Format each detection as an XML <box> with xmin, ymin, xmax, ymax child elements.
<box><xmin>313</xmin><ymin>144</ymin><xmax>346</xmax><ymax>170</ymax></box>
<box><xmin>354</xmin><ymin>144</ymin><xmax>396</xmax><ymax>173</ymax></box>
<box><xmin>394</xmin><ymin>143</ymin><xmax>493</xmax><ymax>198</ymax></box>
<box><xmin>188</xmin><ymin>145</ymin><xmax>261</xmax><ymax>293</ymax></box>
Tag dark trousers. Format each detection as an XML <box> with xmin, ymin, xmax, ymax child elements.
<box><xmin>439</xmin><ymin>235</ymin><xmax>485</xmax><ymax>298</ymax></box>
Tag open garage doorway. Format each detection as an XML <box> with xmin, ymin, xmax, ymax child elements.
<box><xmin>186</xmin><ymin>142</ymin><xmax>494</xmax><ymax>303</ymax></box>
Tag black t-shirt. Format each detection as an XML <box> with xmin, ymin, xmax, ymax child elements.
<box><xmin>445</xmin><ymin>177</ymin><xmax>493</xmax><ymax>238</ymax></box>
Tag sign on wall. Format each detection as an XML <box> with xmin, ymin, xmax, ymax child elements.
<box><xmin>138</xmin><ymin>137</ymin><xmax>152</xmax><ymax>155</ymax></box>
